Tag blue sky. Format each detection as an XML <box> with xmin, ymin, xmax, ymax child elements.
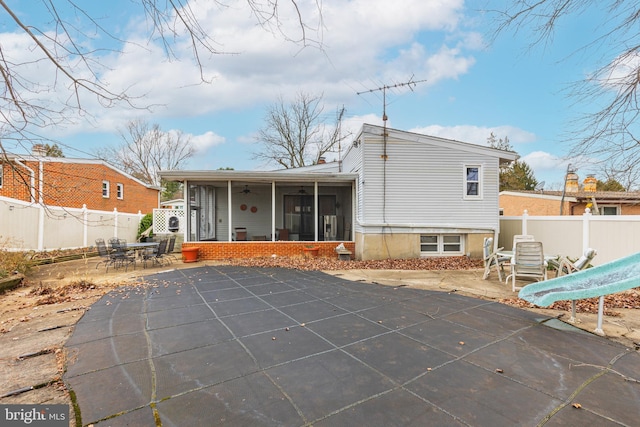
<box><xmin>2</xmin><ymin>1</ymin><xmax>615</xmax><ymax>189</ymax></box>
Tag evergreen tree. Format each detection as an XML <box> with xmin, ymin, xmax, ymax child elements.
<box><xmin>500</xmin><ymin>160</ymin><xmax>538</xmax><ymax>191</ymax></box>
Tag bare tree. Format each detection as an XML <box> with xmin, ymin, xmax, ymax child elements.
<box><xmin>99</xmin><ymin>119</ymin><xmax>195</xmax><ymax>188</ymax></box>
<box><xmin>255</xmin><ymin>92</ymin><xmax>348</xmax><ymax>169</ymax></box>
<box><xmin>0</xmin><ymin>1</ymin><xmax>321</xmax><ymax>156</ymax></box>
<box><xmin>490</xmin><ymin>1</ymin><xmax>640</xmax><ymax>188</ymax></box>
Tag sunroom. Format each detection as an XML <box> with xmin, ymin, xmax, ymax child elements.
<box><xmin>158</xmin><ymin>170</ymin><xmax>357</xmax><ymax>258</ymax></box>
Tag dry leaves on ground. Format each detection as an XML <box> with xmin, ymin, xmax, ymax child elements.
<box><xmin>224</xmin><ymin>255</ymin><xmax>484</xmax><ymax>271</ymax></box>
<box><xmin>500</xmin><ymin>289</ymin><xmax>640</xmax><ymax>317</ymax></box>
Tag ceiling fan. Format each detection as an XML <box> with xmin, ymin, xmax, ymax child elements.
<box><xmin>238</xmin><ymin>185</ymin><xmax>253</xmax><ymax>195</ymax></box>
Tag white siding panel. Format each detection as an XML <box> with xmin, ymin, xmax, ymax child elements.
<box><xmin>360</xmin><ymin>136</ymin><xmax>500</xmax><ymax>231</ymax></box>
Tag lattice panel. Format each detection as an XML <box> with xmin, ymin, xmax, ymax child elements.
<box><xmin>153</xmin><ymin>209</ymin><xmax>186</xmax><ymax>234</ymax></box>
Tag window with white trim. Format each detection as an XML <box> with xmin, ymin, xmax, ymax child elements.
<box><xmin>116</xmin><ymin>183</ymin><xmax>124</xmax><ymax>199</ymax></box>
<box><xmin>600</xmin><ymin>205</ymin><xmax>619</xmax><ymax>215</ymax></box>
<box><xmin>420</xmin><ymin>234</ymin><xmax>463</xmax><ymax>255</ymax></box>
<box><xmin>0</xmin><ymin>164</ymin><xmax>3</xmax><ymax>188</ymax></box>
<box><xmin>102</xmin><ymin>180</ymin><xmax>110</xmax><ymax>198</ymax></box>
<box><xmin>464</xmin><ymin>165</ymin><xmax>482</xmax><ymax>199</ymax></box>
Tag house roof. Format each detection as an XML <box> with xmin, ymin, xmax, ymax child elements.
<box><xmin>159</xmin><ymin>169</ymin><xmax>358</xmax><ymax>184</ymax></box>
<box><xmin>347</xmin><ymin>124</ymin><xmax>520</xmax><ymax>164</ymax></box>
<box><xmin>501</xmin><ymin>190</ymin><xmax>640</xmax><ymax>204</ymax></box>
<box><xmin>5</xmin><ymin>154</ymin><xmax>161</xmax><ymax>190</ymax></box>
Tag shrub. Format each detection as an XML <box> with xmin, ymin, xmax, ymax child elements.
<box><xmin>0</xmin><ymin>237</ymin><xmax>30</xmax><ymax>278</ymax></box>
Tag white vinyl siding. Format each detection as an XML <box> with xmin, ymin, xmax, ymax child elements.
<box><xmin>358</xmin><ymin>130</ymin><xmax>500</xmax><ymax>231</ymax></box>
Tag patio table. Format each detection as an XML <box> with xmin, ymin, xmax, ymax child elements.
<box><xmin>125</xmin><ymin>242</ymin><xmax>159</xmax><ymax>259</ymax></box>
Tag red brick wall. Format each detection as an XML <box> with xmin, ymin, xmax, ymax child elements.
<box><xmin>182</xmin><ymin>241</ymin><xmax>356</xmax><ymax>260</ymax></box>
<box><xmin>500</xmin><ymin>194</ymin><xmax>572</xmax><ymax>216</ymax></box>
<box><xmin>1</xmin><ymin>160</ymin><xmax>158</xmax><ymax>214</ymax></box>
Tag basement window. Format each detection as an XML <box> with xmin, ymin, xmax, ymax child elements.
<box><xmin>420</xmin><ymin>234</ymin><xmax>463</xmax><ymax>255</ymax></box>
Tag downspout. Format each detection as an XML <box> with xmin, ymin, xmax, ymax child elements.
<box><xmin>13</xmin><ymin>159</ymin><xmax>36</xmax><ymax>203</ymax></box>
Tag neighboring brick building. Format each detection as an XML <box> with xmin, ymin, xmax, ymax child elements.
<box><xmin>1</xmin><ymin>154</ymin><xmax>159</xmax><ymax>214</ymax></box>
<box><xmin>500</xmin><ymin>172</ymin><xmax>640</xmax><ymax>216</ymax></box>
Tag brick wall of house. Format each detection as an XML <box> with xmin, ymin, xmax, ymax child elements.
<box><xmin>500</xmin><ymin>193</ymin><xmax>640</xmax><ymax>216</ymax></box>
<box><xmin>181</xmin><ymin>241</ymin><xmax>356</xmax><ymax>260</ymax></box>
<box><xmin>500</xmin><ymin>194</ymin><xmax>572</xmax><ymax>216</ymax></box>
<box><xmin>0</xmin><ymin>159</ymin><xmax>158</xmax><ymax>214</ymax></box>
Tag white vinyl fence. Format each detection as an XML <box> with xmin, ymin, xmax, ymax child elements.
<box><xmin>0</xmin><ymin>196</ymin><xmax>143</xmax><ymax>251</ymax></box>
<box><xmin>499</xmin><ymin>210</ymin><xmax>640</xmax><ymax>266</ymax></box>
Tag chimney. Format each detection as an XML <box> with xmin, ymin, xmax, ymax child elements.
<box><xmin>583</xmin><ymin>174</ymin><xmax>597</xmax><ymax>192</ymax></box>
<box><xmin>565</xmin><ymin>169</ymin><xmax>579</xmax><ymax>193</ymax></box>
<box><xmin>32</xmin><ymin>144</ymin><xmax>46</xmax><ymax>156</ymax></box>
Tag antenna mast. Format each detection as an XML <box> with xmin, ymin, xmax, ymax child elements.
<box><xmin>357</xmin><ymin>76</ymin><xmax>427</xmax><ymax>127</ymax></box>
<box><xmin>356</xmin><ymin>76</ymin><xmax>427</xmax><ymax>228</ymax></box>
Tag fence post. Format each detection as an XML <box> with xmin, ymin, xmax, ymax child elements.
<box><xmin>522</xmin><ymin>210</ymin><xmax>528</xmax><ymax>235</ymax></box>
<box><xmin>583</xmin><ymin>208</ymin><xmax>592</xmax><ymax>252</ymax></box>
<box><xmin>113</xmin><ymin>208</ymin><xmax>118</xmax><ymax>238</ymax></box>
<box><xmin>83</xmin><ymin>204</ymin><xmax>88</xmax><ymax>247</ymax></box>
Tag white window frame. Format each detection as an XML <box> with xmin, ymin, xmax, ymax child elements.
<box><xmin>102</xmin><ymin>180</ymin><xmax>110</xmax><ymax>198</ymax></box>
<box><xmin>116</xmin><ymin>183</ymin><xmax>124</xmax><ymax>199</ymax></box>
<box><xmin>420</xmin><ymin>234</ymin><xmax>464</xmax><ymax>256</ymax></box>
<box><xmin>600</xmin><ymin>205</ymin><xmax>619</xmax><ymax>215</ymax></box>
<box><xmin>463</xmin><ymin>164</ymin><xmax>482</xmax><ymax>200</ymax></box>
<box><xmin>0</xmin><ymin>164</ymin><xmax>3</xmax><ymax>188</ymax></box>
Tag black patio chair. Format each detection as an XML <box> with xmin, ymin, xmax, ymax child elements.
<box><xmin>108</xmin><ymin>238</ymin><xmax>136</xmax><ymax>271</ymax></box>
<box><xmin>95</xmin><ymin>238</ymin><xmax>117</xmax><ymax>272</ymax></box>
<box><xmin>142</xmin><ymin>238</ymin><xmax>169</xmax><ymax>268</ymax></box>
<box><xmin>164</xmin><ymin>235</ymin><xmax>177</xmax><ymax>263</ymax></box>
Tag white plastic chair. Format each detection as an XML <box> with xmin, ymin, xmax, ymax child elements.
<box><xmin>509</xmin><ymin>241</ymin><xmax>548</xmax><ymax>292</ymax></box>
<box><xmin>555</xmin><ymin>248</ymin><xmax>597</xmax><ymax>276</ymax></box>
<box><xmin>482</xmin><ymin>237</ymin><xmax>510</xmax><ymax>281</ymax></box>
<box><xmin>512</xmin><ymin>234</ymin><xmax>535</xmax><ymax>250</ymax></box>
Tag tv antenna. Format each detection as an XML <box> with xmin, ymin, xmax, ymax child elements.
<box><xmin>357</xmin><ymin>76</ymin><xmax>427</xmax><ymax>126</ymax></box>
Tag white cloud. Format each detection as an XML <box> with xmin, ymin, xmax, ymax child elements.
<box><xmin>2</xmin><ymin>0</ymin><xmax>482</xmax><ymax>146</ymax></box>
<box><xmin>186</xmin><ymin>131</ymin><xmax>225</xmax><ymax>152</ymax></box>
<box><xmin>408</xmin><ymin>124</ymin><xmax>536</xmax><ymax>146</ymax></box>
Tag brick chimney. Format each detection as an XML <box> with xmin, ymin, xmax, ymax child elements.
<box><xmin>583</xmin><ymin>174</ymin><xmax>597</xmax><ymax>192</ymax></box>
<box><xmin>565</xmin><ymin>169</ymin><xmax>579</xmax><ymax>193</ymax></box>
<box><xmin>32</xmin><ymin>144</ymin><xmax>46</xmax><ymax>156</ymax></box>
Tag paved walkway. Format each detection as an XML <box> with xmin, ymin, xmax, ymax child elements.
<box><xmin>64</xmin><ymin>265</ymin><xmax>640</xmax><ymax>426</ymax></box>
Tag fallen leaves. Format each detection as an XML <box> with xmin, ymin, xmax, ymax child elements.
<box><xmin>500</xmin><ymin>289</ymin><xmax>640</xmax><ymax>317</ymax></box>
<box><xmin>224</xmin><ymin>255</ymin><xmax>483</xmax><ymax>271</ymax></box>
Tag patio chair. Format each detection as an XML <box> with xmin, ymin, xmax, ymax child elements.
<box><xmin>142</xmin><ymin>238</ymin><xmax>169</xmax><ymax>268</ymax></box>
<box><xmin>509</xmin><ymin>241</ymin><xmax>548</xmax><ymax>292</ymax></box>
<box><xmin>95</xmin><ymin>238</ymin><xmax>117</xmax><ymax>272</ymax></box>
<box><xmin>553</xmin><ymin>248</ymin><xmax>597</xmax><ymax>277</ymax></box>
<box><xmin>108</xmin><ymin>238</ymin><xmax>136</xmax><ymax>271</ymax></box>
<box><xmin>277</xmin><ymin>228</ymin><xmax>289</xmax><ymax>241</ymax></box>
<box><xmin>512</xmin><ymin>234</ymin><xmax>535</xmax><ymax>249</ymax></box>
<box><xmin>164</xmin><ymin>235</ymin><xmax>178</xmax><ymax>263</ymax></box>
<box><xmin>234</xmin><ymin>227</ymin><xmax>247</xmax><ymax>241</ymax></box>
<box><xmin>482</xmin><ymin>237</ymin><xmax>510</xmax><ymax>281</ymax></box>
